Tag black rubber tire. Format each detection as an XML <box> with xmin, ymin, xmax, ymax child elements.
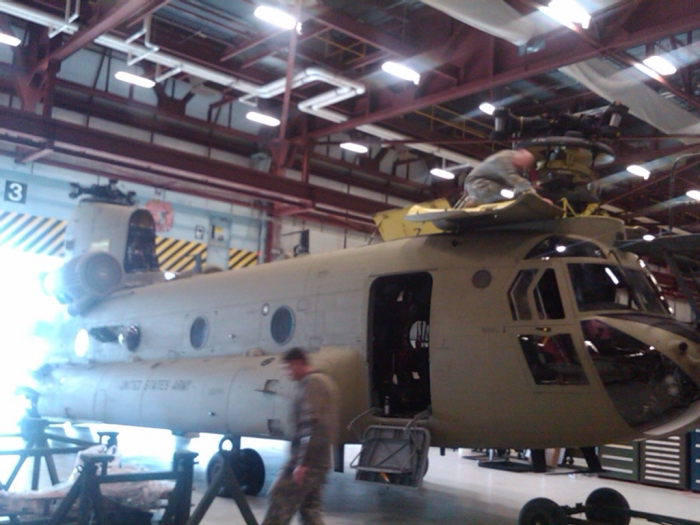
<box><xmin>518</xmin><ymin>498</ymin><xmax>567</xmax><ymax>525</ymax></box>
<box><xmin>206</xmin><ymin>449</ymin><xmax>266</xmax><ymax>497</ymax></box>
<box><xmin>236</xmin><ymin>448</ymin><xmax>266</xmax><ymax>496</ymax></box>
<box><xmin>585</xmin><ymin>487</ymin><xmax>630</xmax><ymax>525</ymax></box>
<box><xmin>206</xmin><ymin>452</ymin><xmax>233</xmax><ymax>498</ymax></box>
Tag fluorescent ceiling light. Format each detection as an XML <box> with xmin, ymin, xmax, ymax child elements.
<box><xmin>686</xmin><ymin>190</ymin><xmax>700</xmax><ymax>201</ymax></box>
<box><xmin>0</xmin><ymin>32</ymin><xmax>20</xmax><ymax>47</ymax></box>
<box><xmin>246</xmin><ymin>111</ymin><xmax>281</xmax><ymax>127</ymax></box>
<box><xmin>115</xmin><ymin>71</ymin><xmax>155</xmax><ymax>88</ymax></box>
<box><xmin>540</xmin><ymin>0</ymin><xmax>590</xmax><ymax>29</ymax></box>
<box><xmin>254</xmin><ymin>6</ymin><xmax>296</xmax><ymax>30</ymax></box>
<box><xmin>633</xmin><ymin>62</ymin><xmax>658</xmax><ymax>79</ymax></box>
<box><xmin>626</xmin><ymin>165</ymin><xmax>650</xmax><ymax>179</ymax></box>
<box><xmin>340</xmin><ymin>142</ymin><xmax>369</xmax><ymax>154</ymax></box>
<box><xmin>381</xmin><ymin>61</ymin><xmax>420</xmax><ymax>85</ymax></box>
<box><xmin>430</xmin><ymin>168</ymin><xmax>455</xmax><ymax>180</ymax></box>
<box><xmin>479</xmin><ymin>102</ymin><xmax>496</xmax><ymax>115</ymax></box>
<box><xmin>642</xmin><ymin>55</ymin><xmax>677</xmax><ymax>76</ymax></box>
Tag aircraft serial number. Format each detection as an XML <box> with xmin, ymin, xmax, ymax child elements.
<box><xmin>118</xmin><ymin>379</ymin><xmax>192</xmax><ymax>391</ymax></box>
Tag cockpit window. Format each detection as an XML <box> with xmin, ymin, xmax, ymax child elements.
<box><xmin>509</xmin><ymin>269</ymin><xmax>565</xmax><ymax>321</ymax></box>
<box><xmin>518</xmin><ymin>334</ymin><xmax>588</xmax><ymax>385</ymax></box>
<box><xmin>509</xmin><ymin>270</ymin><xmax>536</xmax><ymax>320</ymax></box>
<box><xmin>568</xmin><ymin>263</ymin><xmax>669</xmax><ymax>314</ymax></box>
<box><xmin>124</xmin><ymin>210</ymin><xmax>159</xmax><ymax>273</ymax></box>
<box><xmin>526</xmin><ymin>235</ymin><xmax>605</xmax><ymax>260</ymax></box>
<box><xmin>624</xmin><ymin>269</ymin><xmax>671</xmax><ymax>315</ymax></box>
<box><xmin>534</xmin><ymin>269</ymin><xmax>565</xmax><ymax>320</ymax></box>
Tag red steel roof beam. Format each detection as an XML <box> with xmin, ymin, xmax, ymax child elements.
<box><xmin>306</xmin><ymin>2</ymin><xmax>700</xmax><ymax>140</ymax></box>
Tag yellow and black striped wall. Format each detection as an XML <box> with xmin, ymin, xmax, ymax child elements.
<box><xmin>0</xmin><ymin>210</ymin><xmax>258</xmax><ymax>271</ymax></box>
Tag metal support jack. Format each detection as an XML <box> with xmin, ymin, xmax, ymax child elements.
<box><xmin>186</xmin><ymin>450</ymin><xmax>258</xmax><ymax>525</ymax></box>
<box><xmin>1</xmin><ymin>450</ymin><xmax>198</xmax><ymax>525</ymax></box>
<box><xmin>0</xmin><ymin>417</ymin><xmax>97</xmax><ymax>491</ymax></box>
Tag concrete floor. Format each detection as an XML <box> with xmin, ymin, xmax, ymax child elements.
<box><xmin>1</xmin><ymin>424</ymin><xmax>699</xmax><ymax>524</ymax></box>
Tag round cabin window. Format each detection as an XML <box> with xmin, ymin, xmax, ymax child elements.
<box><xmin>270</xmin><ymin>306</ymin><xmax>295</xmax><ymax>345</ymax></box>
<box><xmin>190</xmin><ymin>316</ymin><xmax>209</xmax><ymax>349</ymax></box>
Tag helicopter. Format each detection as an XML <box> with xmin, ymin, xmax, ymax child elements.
<box><xmin>26</xmin><ymin>105</ymin><xmax>700</xmax><ymax>495</ymax></box>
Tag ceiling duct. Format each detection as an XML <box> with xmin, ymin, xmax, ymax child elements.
<box><xmin>422</xmin><ymin>0</ymin><xmax>700</xmax><ymax>143</ymax></box>
<box><xmin>0</xmin><ymin>2</ymin><xmax>479</xmax><ymax>167</ymax></box>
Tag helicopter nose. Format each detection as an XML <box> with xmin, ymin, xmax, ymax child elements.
<box><xmin>685</xmin><ymin>343</ymin><xmax>700</xmax><ymax>365</ymax></box>
<box><xmin>581</xmin><ymin>317</ymin><xmax>700</xmax><ymax>433</ymax></box>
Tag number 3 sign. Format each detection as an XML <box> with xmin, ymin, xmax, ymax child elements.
<box><xmin>4</xmin><ymin>180</ymin><xmax>27</xmax><ymax>204</ymax></box>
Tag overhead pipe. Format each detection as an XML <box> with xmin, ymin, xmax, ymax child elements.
<box><xmin>1</xmin><ymin>1</ymin><xmax>479</xmax><ymax>168</ymax></box>
<box><xmin>299</xmin><ymin>106</ymin><xmax>480</xmax><ymax>165</ymax></box>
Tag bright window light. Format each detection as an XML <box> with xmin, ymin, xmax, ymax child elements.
<box><xmin>479</xmin><ymin>102</ymin><xmax>496</xmax><ymax>115</ymax></box>
<box><xmin>246</xmin><ymin>111</ymin><xmax>281</xmax><ymax>127</ymax></box>
<box><xmin>500</xmin><ymin>188</ymin><xmax>515</xmax><ymax>199</ymax></box>
<box><xmin>643</xmin><ymin>234</ymin><xmax>655</xmax><ymax>242</ymax></box>
<box><xmin>381</xmin><ymin>61</ymin><xmax>420</xmax><ymax>85</ymax></box>
<box><xmin>430</xmin><ymin>168</ymin><xmax>455</xmax><ymax>180</ymax></box>
<box><xmin>0</xmin><ymin>33</ymin><xmax>21</xmax><ymax>47</ymax></box>
<box><xmin>540</xmin><ymin>0</ymin><xmax>590</xmax><ymax>29</ymax></box>
<box><xmin>643</xmin><ymin>55</ymin><xmax>677</xmax><ymax>76</ymax></box>
<box><xmin>74</xmin><ymin>329</ymin><xmax>90</xmax><ymax>358</ymax></box>
<box><xmin>115</xmin><ymin>71</ymin><xmax>156</xmax><ymax>88</ymax></box>
<box><xmin>626</xmin><ymin>165</ymin><xmax>650</xmax><ymax>179</ymax></box>
<box><xmin>254</xmin><ymin>6</ymin><xmax>297</xmax><ymax>30</ymax></box>
<box><xmin>340</xmin><ymin>142</ymin><xmax>369</xmax><ymax>154</ymax></box>
<box><xmin>0</xmin><ymin>249</ymin><xmax>64</xmax><ymax>429</ymax></box>
<box><xmin>686</xmin><ymin>189</ymin><xmax>700</xmax><ymax>201</ymax></box>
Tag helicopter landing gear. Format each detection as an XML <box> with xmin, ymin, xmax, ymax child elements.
<box><xmin>206</xmin><ymin>437</ymin><xmax>266</xmax><ymax>497</ymax></box>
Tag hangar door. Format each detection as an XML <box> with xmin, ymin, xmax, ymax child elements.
<box><xmin>369</xmin><ymin>273</ymin><xmax>432</xmax><ymax>417</ymax></box>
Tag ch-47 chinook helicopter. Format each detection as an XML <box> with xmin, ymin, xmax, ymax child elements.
<box><xmin>27</xmin><ymin>104</ymin><xmax>700</xmax><ymax>496</ymax></box>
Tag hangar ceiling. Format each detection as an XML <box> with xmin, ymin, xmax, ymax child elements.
<box><xmin>2</xmin><ymin>0</ymin><xmax>700</xmax><ymax>234</ymax></box>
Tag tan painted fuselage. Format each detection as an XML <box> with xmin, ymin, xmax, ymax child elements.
<box><xmin>38</xmin><ymin>215</ymin><xmax>700</xmax><ymax>451</ymax></box>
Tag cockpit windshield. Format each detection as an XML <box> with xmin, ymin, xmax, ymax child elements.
<box><xmin>568</xmin><ymin>263</ymin><xmax>670</xmax><ymax>315</ymax></box>
<box><xmin>582</xmin><ymin>319</ymin><xmax>700</xmax><ymax>430</ymax></box>
<box><xmin>526</xmin><ymin>235</ymin><xmax>605</xmax><ymax>260</ymax></box>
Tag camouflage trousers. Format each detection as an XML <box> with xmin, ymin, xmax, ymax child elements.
<box><xmin>261</xmin><ymin>467</ymin><xmax>328</xmax><ymax>525</ymax></box>
<box><xmin>461</xmin><ymin>174</ymin><xmax>532</xmax><ymax>206</ymax></box>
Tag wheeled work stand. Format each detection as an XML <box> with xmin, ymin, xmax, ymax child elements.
<box><xmin>519</xmin><ymin>487</ymin><xmax>700</xmax><ymax>525</ymax></box>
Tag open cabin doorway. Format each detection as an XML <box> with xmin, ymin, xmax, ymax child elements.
<box><xmin>369</xmin><ymin>272</ymin><xmax>432</xmax><ymax>417</ymax></box>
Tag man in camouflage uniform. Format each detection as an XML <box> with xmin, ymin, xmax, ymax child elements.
<box><xmin>459</xmin><ymin>148</ymin><xmax>537</xmax><ymax>207</ymax></box>
<box><xmin>262</xmin><ymin>347</ymin><xmax>340</xmax><ymax>525</ymax></box>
